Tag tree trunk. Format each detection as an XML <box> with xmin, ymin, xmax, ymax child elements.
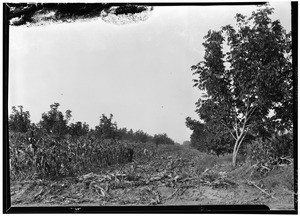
<box><xmin>232</xmin><ymin>140</ymin><xmax>239</xmax><ymax>167</ymax></box>
<box><xmin>232</xmin><ymin>134</ymin><xmax>245</xmax><ymax>167</ymax></box>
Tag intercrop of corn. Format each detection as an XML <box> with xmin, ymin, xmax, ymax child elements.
<box><xmin>9</xmin><ymin>132</ymin><xmax>134</xmax><ymax>180</ymax></box>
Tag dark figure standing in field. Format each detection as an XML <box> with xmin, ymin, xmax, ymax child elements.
<box><xmin>28</xmin><ymin>129</ymin><xmax>37</xmax><ymax>154</ymax></box>
<box><xmin>125</xmin><ymin>147</ymin><xmax>134</xmax><ymax>162</ymax></box>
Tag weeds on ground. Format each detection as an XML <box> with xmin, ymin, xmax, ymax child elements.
<box><xmin>195</xmin><ymin>154</ymin><xmax>217</xmax><ymax>175</ymax></box>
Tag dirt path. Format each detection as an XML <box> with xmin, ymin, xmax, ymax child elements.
<box><xmin>11</xmin><ymin>145</ymin><xmax>295</xmax><ymax>210</ymax></box>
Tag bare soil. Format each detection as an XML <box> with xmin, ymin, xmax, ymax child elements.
<box><xmin>11</xmin><ymin>145</ymin><xmax>295</xmax><ymax>210</ymax></box>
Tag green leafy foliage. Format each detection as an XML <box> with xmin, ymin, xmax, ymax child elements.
<box><xmin>9</xmin><ymin>132</ymin><xmax>36</xmax><ymax>180</ymax></box>
<box><xmin>185</xmin><ymin>117</ymin><xmax>208</xmax><ymax>151</ymax></box>
<box><xmin>153</xmin><ymin>133</ymin><xmax>175</xmax><ymax>146</ymax></box>
<box><xmin>8</xmin><ymin>102</ymin><xmax>176</xmax><ymax>181</ymax></box>
<box><xmin>95</xmin><ymin>114</ymin><xmax>118</xmax><ymax>140</ymax></box>
<box><xmin>9</xmin><ymin>106</ymin><xmax>31</xmax><ymax>133</ymax></box>
<box><xmin>133</xmin><ymin>130</ymin><xmax>152</xmax><ymax>143</ymax></box>
<box><xmin>246</xmin><ymin>133</ymin><xmax>293</xmax><ymax>165</ymax></box>
<box><xmin>185</xmin><ymin>117</ymin><xmax>232</xmax><ymax>156</ymax></box>
<box><xmin>182</xmin><ymin>140</ymin><xmax>191</xmax><ymax>147</ymax></box>
<box><xmin>117</xmin><ymin>128</ymin><xmax>175</xmax><ymax>145</ymax></box>
<box><xmin>39</xmin><ymin>103</ymin><xmax>71</xmax><ymax>136</ymax></box>
<box><xmin>187</xmin><ymin>5</ymin><xmax>293</xmax><ymax>165</ymax></box>
<box><xmin>9</xmin><ymin>132</ymin><xmax>135</xmax><ymax>180</ymax></box>
<box><xmin>68</xmin><ymin>121</ymin><xmax>89</xmax><ymax>137</ymax></box>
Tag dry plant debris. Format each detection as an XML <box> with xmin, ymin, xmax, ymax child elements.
<box><xmin>10</xmin><ymin>144</ymin><xmax>295</xmax><ymax>208</ymax></box>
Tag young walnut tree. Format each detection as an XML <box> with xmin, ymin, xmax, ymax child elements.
<box><xmin>191</xmin><ymin>6</ymin><xmax>292</xmax><ymax>166</ymax></box>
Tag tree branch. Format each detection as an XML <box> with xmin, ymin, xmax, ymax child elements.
<box><xmin>234</xmin><ymin>115</ymin><xmax>239</xmax><ymax>138</ymax></box>
<box><xmin>247</xmin><ymin>105</ymin><xmax>257</xmax><ymax>118</ymax></box>
<box><xmin>241</xmin><ymin>96</ymin><xmax>257</xmax><ymax>132</ymax></box>
<box><xmin>236</xmin><ymin>132</ymin><xmax>246</xmax><ymax>153</ymax></box>
<box><xmin>221</xmin><ymin>121</ymin><xmax>237</xmax><ymax>140</ymax></box>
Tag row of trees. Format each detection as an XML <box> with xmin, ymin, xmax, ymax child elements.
<box><xmin>186</xmin><ymin>5</ymin><xmax>293</xmax><ymax>165</ymax></box>
<box><xmin>8</xmin><ymin>103</ymin><xmax>175</xmax><ymax>145</ymax></box>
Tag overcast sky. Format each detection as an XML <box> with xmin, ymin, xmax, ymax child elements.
<box><xmin>9</xmin><ymin>2</ymin><xmax>291</xmax><ymax>143</ymax></box>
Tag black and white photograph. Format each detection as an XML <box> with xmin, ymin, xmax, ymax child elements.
<box><xmin>3</xmin><ymin>1</ymin><xmax>297</xmax><ymax>213</ymax></box>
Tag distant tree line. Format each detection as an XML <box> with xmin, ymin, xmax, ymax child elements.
<box><xmin>8</xmin><ymin>103</ymin><xmax>175</xmax><ymax>146</ymax></box>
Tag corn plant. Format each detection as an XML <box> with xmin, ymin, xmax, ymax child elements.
<box><xmin>9</xmin><ymin>132</ymin><xmax>135</xmax><ymax>180</ymax></box>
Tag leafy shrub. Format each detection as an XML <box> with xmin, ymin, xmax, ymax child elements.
<box><xmin>9</xmin><ymin>106</ymin><xmax>31</xmax><ymax>133</ymax></box>
<box><xmin>95</xmin><ymin>114</ymin><xmax>118</xmax><ymax>139</ymax></box>
<box><xmin>246</xmin><ymin>133</ymin><xmax>293</xmax><ymax>165</ymax></box>
<box><xmin>195</xmin><ymin>154</ymin><xmax>218</xmax><ymax>175</ymax></box>
<box><xmin>153</xmin><ymin>133</ymin><xmax>175</xmax><ymax>145</ymax></box>
<box><xmin>185</xmin><ymin>117</ymin><xmax>233</xmax><ymax>156</ymax></box>
<box><xmin>39</xmin><ymin>103</ymin><xmax>71</xmax><ymax>136</ymax></box>
<box><xmin>68</xmin><ymin>121</ymin><xmax>89</xmax><ymax>137</ymax></box>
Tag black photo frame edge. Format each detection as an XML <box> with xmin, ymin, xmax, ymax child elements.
<box><xmin>2</xmin><ymin>1</ymin><xmax>298</xmax><ymax>214</ymax></box>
